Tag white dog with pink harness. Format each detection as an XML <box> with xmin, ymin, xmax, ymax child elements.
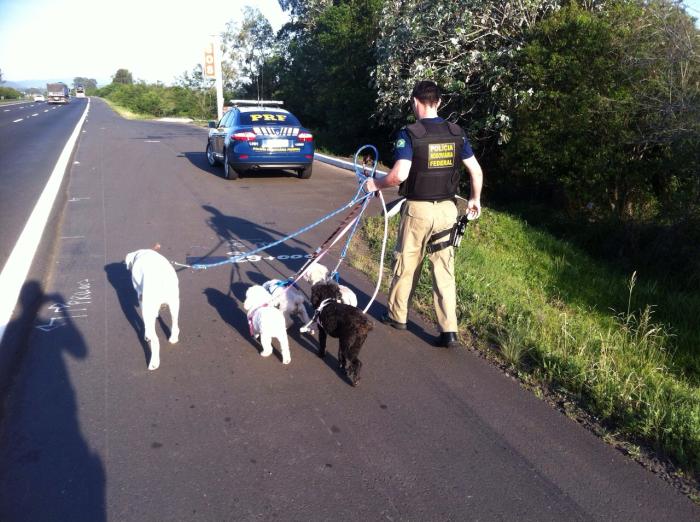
<box><xmin>244</xmin><ymin>285</ymin><xmax>291</xmax><ymax>364</ymax></box>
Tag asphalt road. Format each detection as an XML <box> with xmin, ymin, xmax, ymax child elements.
<box><xmin>0</xmin><ymin>97</ymin><xmax>697</xmax><ymax>521</ymax></box>
<box><xmin>0</xmin><ymin>98</ymin><xmax>87</xmax><ymax>272</ymax></box>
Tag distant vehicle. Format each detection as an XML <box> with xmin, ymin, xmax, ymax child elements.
<box><xmin>33</xmin><ymin>94</ymin><xmax>45</xmax><ymax>102</ymax></box>
<box><xmin>75</xmin><ymin>84</ymin><xmax>85</xmax><ymax>98</ymax></box>
<box><xmin>47</xmin><ymin>82</ymin><xmax>70</xmax><ymax>104</ymax></box>
<box><xmin>206</xmin><ymin>100</ymin><xmax>314</xmax><ymax>180</ymax></box>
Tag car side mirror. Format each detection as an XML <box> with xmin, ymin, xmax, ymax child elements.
<box><xmin>208</xmin><ymin>120</ymin><xmax>216</xmax><ymax>128</ymax></box>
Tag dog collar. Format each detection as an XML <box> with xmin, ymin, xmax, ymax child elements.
<box><xmin>299</xmin><ymin>297</ymin><xmax>341</xmax><ymax>333</ymax></box>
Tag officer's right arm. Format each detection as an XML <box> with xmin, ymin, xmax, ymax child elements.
<box><xmin>366</xmin><ymin>159</ymin><xmax>411</xmax><ymax>192</ymax></box>
<box><xmin>463</xmin><ymin>155</ymin><xmax>483</xmax><ymax>218</ymax></box>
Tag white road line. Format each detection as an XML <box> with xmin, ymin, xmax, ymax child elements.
<box><xmin>0</xmin><ymin>99</ymin><xmax>91</xmax><ymax>345</ymax></box>
<box><xmin>3</xmin><ymin>109</ymin><xmax>10</xmax><ymax>112</ymax></box>
<box><xmin>32</xmin><ymin>113</ymin><xmax>39</xmax><ymax>117</ymax></box>
<box><xmin>44</xmin><ymin>110</ymin><xmax>49</xmax><ymax>113</ymax></box>
<box><xmin>12</xmin><ymin>118</ymin><xmax>23</xmax><ymax>123</ymax></box>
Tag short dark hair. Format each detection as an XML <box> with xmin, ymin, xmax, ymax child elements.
<box><xmin>411</xmin><ymin>80</ymin><xmax>441</xmax><ymax>106</ymax></box>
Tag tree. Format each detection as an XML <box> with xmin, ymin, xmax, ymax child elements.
<box><xmin>276</xmin><ymin>0</ymin><xmax>386</xmax><ymax>153</ymax></box>
<box><xmin>112</xmin><ymin>69</ymin><xmax>133</xmax><ymax>85</ymax></box>
<box><xmin>220</xmin><ymin>7</ymin><xmax>276</xmax><ymax>98</ymax></box>
<box><xmin>0</xmin><ymin>68</ymin><xmax>4</xmax><ymax>84</ymax></box>
<box><xmin>503</xmin><ymin>1</ymin><xmax>700</xmax><ymax>221</ymax></box>
<box><xmin>373</xmin><ymin>0</ymin><xmax>561</xmax><ymax>146</ymax></box>
<box><xmin>176</xmin><ymin>64</ymin><xmax>217</xmax><ymax>119</ymax></box>
<box><xmin>73</xmin><ymin>77</ymin><xmax>98</xmax><ymax>91</ymax></box>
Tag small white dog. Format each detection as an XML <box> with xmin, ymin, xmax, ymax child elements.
<box><xmin>244</xmin><ymin>285</ymin><xmax>291</xmax><ymax>364</ymax></box>
<box><xmin>262</xmin><ymin>279</ymin><xmax>311</xmax><ymax>328</ymax></box>
<box><xmin>125</xmin><ymin>248</ymin><xmax>180</xmax><ymax>371</ymax></box>
<box><xmin>302</xmin><ymin>263</ymin><xmax>358</xmax><ymax>307</ymax></box>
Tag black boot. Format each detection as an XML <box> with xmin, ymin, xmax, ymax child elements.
<box><xmin>438</xmin><ymin>332</ymin><xmax>462</xmax><ymax>349</ymax></box>
<box><xmin>381</xmin><ymin>314</ymin><xmax>407</xmax><ymax>330</ymax></box>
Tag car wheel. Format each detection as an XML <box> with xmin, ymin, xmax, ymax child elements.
<box><xmin>223</xmin><ymin>149</ymin><xmax>240</xmax><ymax>180</ymax></box>
<box><xmin>298</xmin><ymin>165</ymin><xmax>313</xmax><ymax>179</ymax></box>
<box><xmin>206</xmin><ymin>142</ymin><xmax>219</xmax><ymax>166</ymax></box>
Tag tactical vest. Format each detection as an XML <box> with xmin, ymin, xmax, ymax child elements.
<box><xmin>399</xmin><ymin>120</ymin><xmax>464</xmax><ymax>201</ymax></box>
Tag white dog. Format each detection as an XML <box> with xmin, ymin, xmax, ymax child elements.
<box><xmin>244</xmin><ymin>285</ymin><xmax>291</xmax><ymax>364</ymax></box>
<box><xmin>262</xmin><ymin>279</ymin><xmax>311</xmax><ymax>328</ymax></box>
<box><xmin>125</xmin><ymin>248</ymin><xmax>180</xmax><ymax>371</ymax></box>
<box><xmin>302</xmin><ymin>263</ymin><xmax>358</xmax><ymax>307</ymax></box>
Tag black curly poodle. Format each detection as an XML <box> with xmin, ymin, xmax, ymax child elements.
<box><xmin>310</xmin><ymin>282</ymin><xmax>374</xmax><ymax>386</ymax></box>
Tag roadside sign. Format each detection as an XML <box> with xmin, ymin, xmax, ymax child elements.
<box><xmin>204</xmin><ymin>42</ymin><xmax>216</xmax><ymax>79</ymax></box>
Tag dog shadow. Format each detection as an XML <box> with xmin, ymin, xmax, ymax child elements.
<box><xmin>104</xmin><ymin>262</ymin><xmax>172</xmax><ymax>367</ymax></box>
<box><xmin>203</xmin><ymin>287</ymin><xmax>282</xmax><ymax>361</ymax></box>
<box><xmin>204</xmin><ymin>286</ymin><xmax>327</xmax><ymax>366</ymax></box>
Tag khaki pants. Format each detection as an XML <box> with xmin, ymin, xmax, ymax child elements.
<box><xmin>387</xmin><ymin>200</ymin><xmax>458</xmax><ymax>332</ymax></box>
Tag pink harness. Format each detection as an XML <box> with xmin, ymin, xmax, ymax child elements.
<box><xmin>246</xmin><ymin>303</ymin><xmax>269</xmax><ymax>336</ymax></box>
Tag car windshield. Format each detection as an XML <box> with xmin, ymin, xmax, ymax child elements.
<box><xmin>239</xmin><ymin>111</ymin><xmax>300</xmax><ymax>126</ymax></box>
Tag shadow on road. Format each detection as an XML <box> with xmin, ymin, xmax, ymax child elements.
<box><xmin>182</xmin><ymin>152</ymin><xmax>225</xmax><ymax>180</ymax></box>
<box><xmin>0</xmin><ymin>282</ymin><xmax>106</xmax><ymax>521</ymax></box>
<box><xmin>104</xmin><ymin>261</ymin><xmax>164</xmax><ymax>368</ymax></box>
<box><xmin>181</xmin><ymin>151</ymin><xmax>302</xmax><ymax>181</ymax></box>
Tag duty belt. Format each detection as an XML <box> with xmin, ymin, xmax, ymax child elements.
<box><xmin>383</xmin><ymin>196</ymin><xmax>478</xmax><ymax>254</ymax></box>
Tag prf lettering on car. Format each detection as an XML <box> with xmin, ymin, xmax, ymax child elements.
<box><xmin>428</xmin><ymin>143</ymin><xmax>455</xmax><ymax>168</ymax></box>
<box><xmin>250</xmin><ymin>114</ymin><xmax>288</xmax><ymax>122</ymax></box>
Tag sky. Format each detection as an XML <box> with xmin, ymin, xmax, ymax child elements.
<box><xmin>1</xmin><ymin>0</ymin><xmax>698</xmax><ymax>86</ymax></box>
<box><xmin>0</xmin><ymin>0</ymin><xmax>289</xmax><ymax>85</ymax></box>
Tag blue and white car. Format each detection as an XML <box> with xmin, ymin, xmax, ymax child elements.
<box><xmin>206</xmin><ymin>100</ymin><xmax>315</xmax><ymax>180</ymax></box>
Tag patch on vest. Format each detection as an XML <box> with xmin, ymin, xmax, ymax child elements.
<box><xmin>428</xmin><ymin>143</ymin><xmax>455</xmax><ymax>168</ymax></box>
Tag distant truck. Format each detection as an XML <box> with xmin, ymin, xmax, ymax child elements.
<box><xmin>75</xmin><ymin>84</ymin><xmax>86</xmax><ymax>98</ymax></box>
<box><xmin>47</xmin><ymin>82</ymin><xmax>70</xmax><ymax>104</ymax></box>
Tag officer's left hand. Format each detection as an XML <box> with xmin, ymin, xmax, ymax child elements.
<box><xmin>467</xmin><ymin>198</ymin><xmax>481</xmax><ymax>220</ymax></box>
<box><xmin>364</xmin><ymin>177</ymin><xmax>379</xmax><ymax>193</ymax></box>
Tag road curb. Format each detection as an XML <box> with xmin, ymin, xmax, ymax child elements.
<box><xmin>314</xmin><ymin>152</ymin><xmax>388</xmax><ymax>177</ymax></box>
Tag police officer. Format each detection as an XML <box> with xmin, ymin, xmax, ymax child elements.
<box><xmin>365</xmin><ymin>80</ymin><xmax>483</xmax><ymax>348</ymax></box>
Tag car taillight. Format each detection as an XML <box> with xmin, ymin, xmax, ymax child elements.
<box><xmin>297</xmin><ymin>132</ymin><xmax>313</xmax><ymax>142</ymax></box>
<box><xmin>233</xmin><ymin>131</ymin><xmax>256</xmax><ymax>141</ymax></box>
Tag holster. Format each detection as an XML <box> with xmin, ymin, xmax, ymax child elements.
<box><xmin>426</xmin><ymin>215</ymin><xmax>469</xmax><ymax>253</ymax></box>
<box><xmin>426</xmin><ymin>197</ymin><xmax>470</xmax><ymax>254</ymax></box>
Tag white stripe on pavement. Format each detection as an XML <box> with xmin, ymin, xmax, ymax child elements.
<box><xmin>12</xmin><ymin>119</ymin><xmax>22</xmax><ymax>123</ymax></box>
<box><xmin>0</xmin><ymin>99</ymin><xmax>91</xmax><ymax>345</ymax></box>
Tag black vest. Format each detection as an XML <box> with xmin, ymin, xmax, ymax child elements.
<box><xmin>399</xmin><ymin>120</ymin><xmax>464</xmax><ymax>201</ymax></box>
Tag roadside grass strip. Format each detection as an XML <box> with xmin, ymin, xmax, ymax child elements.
<box><xmin>99</xmin><ymin>98</ymin><xmax>152</xmax><ymax>120</ymax></box>
<box><xmin>354</xmin><ymin>209</ymin><xmax>700</xmax><ymax>473</ymax></box>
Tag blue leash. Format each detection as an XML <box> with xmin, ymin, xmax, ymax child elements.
<box><xmin>330</xmin><ymin>145</ymin><xmax>379</xmax><ymax>281</ymax></box>
<box><xmin>190</xmin><ymin>181</ymin><xmax>371</xmax><ymax>270</ymax></box>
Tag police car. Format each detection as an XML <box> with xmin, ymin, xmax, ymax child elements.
<box><xmin>206</xmin><ymin>100</ymin><xmax>314</xmax><ymax>180</ymax></box>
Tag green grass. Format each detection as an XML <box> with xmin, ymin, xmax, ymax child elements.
<box><xmin>99</xmin><ymin>97</ymin><xmax>152</xmax><ymax>120</ymax></box>
<box><xmin>354</xmin><ymin>208</ymin><xmax>700</xmax><ymax>472</ymax></box>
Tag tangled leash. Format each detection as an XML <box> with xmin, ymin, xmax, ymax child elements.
<box><xmin>175</xmin><ymin>145</ymin><xmax>390</xmax><ymax>314</ymax></box>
